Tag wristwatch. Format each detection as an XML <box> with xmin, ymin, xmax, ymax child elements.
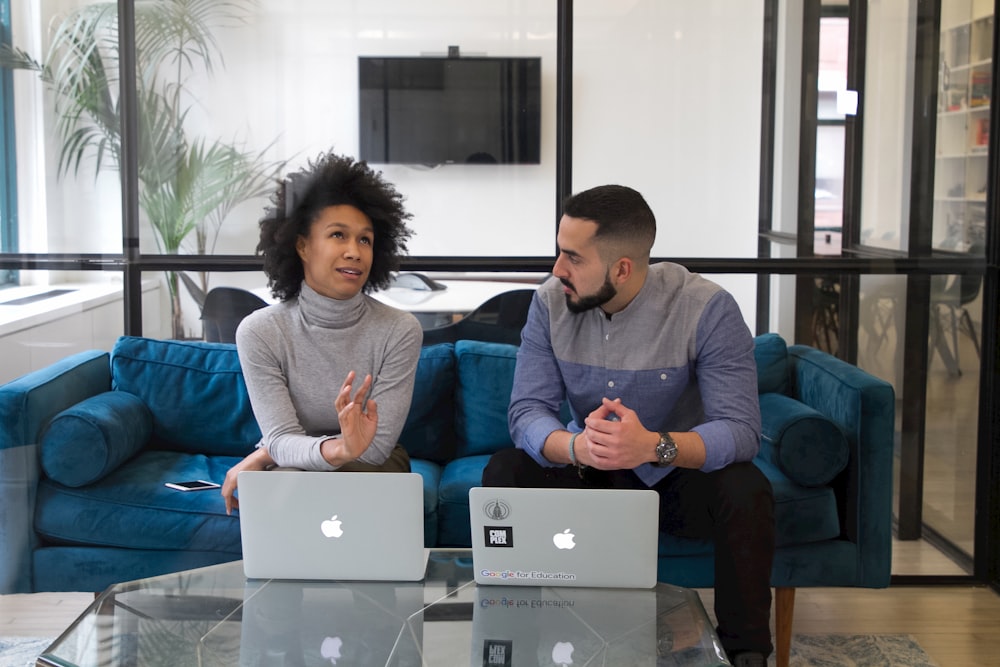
<box><xmin>655</xmin><ymin>432</ymin><xmax>678</xmax><ymax>466</ymax></box>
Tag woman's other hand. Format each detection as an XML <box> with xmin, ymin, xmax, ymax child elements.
<box><xmin>222</xmin><ymin>448</ymin><xmax>274</xmax><ymax>515</ymax></box>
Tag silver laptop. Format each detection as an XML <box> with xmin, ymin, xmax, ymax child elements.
<box><xmin>238</xmin><ymin>471</ymin><xmax>426</xmax><ymax>581</ymax></box>
<box><xmin>239</xmin><ymin>578</ymin><xmax>424</xmax><ymax>666</ymax></box>
<box><xmin>468</xmin><ymin>486</ymin><xmax>659</xmax><ymax>589</ymax></box>
<box><xmin>472</xmin><ymin>585</ymin><xmax>657</xmax><ymax>666</ymax></box>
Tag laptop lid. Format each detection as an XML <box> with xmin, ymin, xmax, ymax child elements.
<box><xmin>239</xmin><ymin>578</ymin><xmax>424</xmax><ymax>666</ymax></box>
<box><xmin>472</xmin><ymin>585</ymin><xmax>657</xmax><ymax>667</ymax></box>
<box><xmin>238</xmin><ymin>471</ymin><xmax>426</xmax><ymax>581</ymax></box>
<box><xmin>468</xmin><ymin>486</ymin><xmax>659</xmax><ymax>589</ymax></box>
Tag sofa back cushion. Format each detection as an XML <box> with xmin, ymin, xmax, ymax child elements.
<box><xmin>399</xmin><ymin>343</ymin><xmax>456</xmax><ymax>463</ymax></box>
<box><xmin>454</xmin><ymin>340</ymin><xmax>518</xmax><ymax>457</ymax></box>
<box><xmin>754</xmin><ymin>333</ymin><xmax>788</xmax><ymax>394</ymax></box>
<box><xmin>40</xmin><ymin>390</ymin><xmax>152</xmax><ymax>487</ymax></box>
<box><xmin>111</xmin><ymin>337</ymin><xmax>260</xmax><ymax>456</ymax></box>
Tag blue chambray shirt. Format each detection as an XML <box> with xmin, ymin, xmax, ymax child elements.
<box><xmin>508</xmin><ymin>263</ymin><xmax>761</xmax><ymax>487</ymax></box>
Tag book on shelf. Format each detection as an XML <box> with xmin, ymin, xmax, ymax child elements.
<box><xmin>974</xmin><ymin>117</ymin><xmax>990</xmax><ymax>147</ymax></box>
<box><xmin>969</xmin><ymin>69</ymin><xmax>991</xmax><ymax>107</ymax></box>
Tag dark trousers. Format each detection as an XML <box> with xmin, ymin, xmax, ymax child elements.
<box><xmin>482</xmin><ymin>448</ymin><xmax>775</xmax><ymax>658</ymax></box>
<box><xmin>339</xmin><ymin>444</ymin><xmax>411</xmax><ymax>472</ymax></box>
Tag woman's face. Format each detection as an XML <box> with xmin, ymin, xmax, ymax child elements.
<box><xmin>296</xmin><ymin>205</ymin><xmax>374</xmax><ymax>300</ymax></box>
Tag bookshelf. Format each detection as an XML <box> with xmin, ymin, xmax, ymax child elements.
<box><xmin>934</xmin><ymin>0</ymin><xmax>992</xmax><ymax>252</ymax></box>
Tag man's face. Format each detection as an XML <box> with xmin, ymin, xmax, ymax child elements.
<box><xmin>552</xmin><ymin>215</ymin><xmax>618</xmax><ymax>314</ymax></box>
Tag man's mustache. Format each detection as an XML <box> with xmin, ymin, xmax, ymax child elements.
<box><xmin>560</xmin><ymin>278</ymin><xmax>574</xmax><ymax>292</ymax></box>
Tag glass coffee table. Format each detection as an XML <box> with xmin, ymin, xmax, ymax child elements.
<box><xmin>38</xmin><ymin>549</ymin><xmax>729</xmax><ymax>666</ymax></box>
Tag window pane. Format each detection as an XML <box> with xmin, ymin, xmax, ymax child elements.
<box><xmin>142</xmin><ymin>270</ymin><xmax>267</xmax><ymax>342</ymax></box>
<box><xmin>933</xmin><ymin>3</ymin><xmax>992</xmax><ymax>250</ymax></box>
<box><xmin>815</xmin><ymin>125</ymin><xmax>845</xmax><ymax>255</ymax></box>
<box><xmin>858</xmin><ymin>272</ymin><xmax>979</xmax><ymax>575</ymax></box>
<box><xmin>7</xmin><ymin>2</ymin><xmax>123</xmax><ymax>255</ymax></box>
<box><xmin>131</xmin><ymin>0</ymin><xmax>557</xmax><ymax>259</ymax></box>
<box><xmin>815</xmin><ymin>15</ymin><xmax>848</xmax><ymax>256</ymax></box>
<box><xmin>817</xmin><ymin>16</ymin><xmax>849</xmax><ymax>121</ymax></box>
<box><xmin>859</xmin><ymin>2</ymin><xmax>913</xmax><ymax>251</ymax></box>
<box><xmin>924</xmin><ymin>271</ymin><xmax>981</xmax><ymax>562</ymax></box>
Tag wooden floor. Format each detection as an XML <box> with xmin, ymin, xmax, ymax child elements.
<box><xmin>2</xmin><ymin>542</ymin><xmax>998</xmax><ymax>667</ymax></box>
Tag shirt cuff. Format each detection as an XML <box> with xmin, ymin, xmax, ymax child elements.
<box><xmin>692</xmin><ymin>421</ymin><xmax>736</xmax><ymax>473</ymax></box>
<box><xmin>521</xmin><ymin>416</ymin><xmax>570</xmax><ymax>468</ymax></box>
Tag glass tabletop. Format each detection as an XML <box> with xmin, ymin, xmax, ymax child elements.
<box><xmin>38</xmin><ymin>549</ymin><xmax>728</xmax><ymax>666</ymax></box>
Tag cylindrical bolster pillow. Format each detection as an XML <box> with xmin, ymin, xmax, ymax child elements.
<box><xmin>758</xmin><ymin>392</ymin><xmax>849</xmax><ymax>487</ymax></box>
<box><xmin>40</xmin><ymin>391</ymin><xmax>152</xmax><ymax>487</ymax></box>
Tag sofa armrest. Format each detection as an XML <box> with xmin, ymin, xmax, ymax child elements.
<box><xmin>787</xmin><ymin>344</ymin><xmax>895</xmax><ymax>587</ymax></box>
<box><xmin>0</xmin><ymin>350</ymin><xmax>111</xmax><ymax>593</ymax></box>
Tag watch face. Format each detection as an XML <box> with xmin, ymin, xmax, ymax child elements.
<box><xmin>656</xmin><ymin>434</ymin><xmax>677</xmax><ymax>465</ymax></box>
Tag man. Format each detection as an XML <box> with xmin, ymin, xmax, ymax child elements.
<box><xmin>483</xmin><ymin>184</ymin><xmax>774</xmax><ymax>667</ymax></box>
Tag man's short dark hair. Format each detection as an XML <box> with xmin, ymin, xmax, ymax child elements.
<box><xmin>257</xmin><ymin>151</ymin><xmax>413</xmax><ymax>301</ymax></box>
<box><xmin>562</xmin><ymin>185</ymin><xmax>656</xmax><ymax>260</ymax></box>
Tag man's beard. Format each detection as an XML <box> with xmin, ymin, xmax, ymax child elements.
<box><xmin>563</xmin><ymin>273</ymin><xmax>617</xmax><ymax>314</ymax></box>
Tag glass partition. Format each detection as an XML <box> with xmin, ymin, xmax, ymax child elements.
<box><xmin>935</xmin><ymin>0</ymin><xmax>992</xmax><ymax>251</ymax></box>
<box><xmin>923</xmin><ymin>271</ymin><xmax>981</xmax><ymax>562</ymax></box>
<box><xmin>4</xmin><ymin>2</ymin><xmax>124</xmax><ymax>256</ymax></box>
<box><xmin>0</xmin><ymin>0</ymin><xmax>994</xmax><ymax>582</ymax></box>
<box><xmin>185</xmin><ymin>0</ymin><xmax>558</xmax><ymax>260</ymax></box>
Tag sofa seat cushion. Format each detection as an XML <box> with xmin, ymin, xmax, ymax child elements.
<box><xmin>111</xmin><ymin>337</ymin><xmax>260</xmax><ymax>456</ymax></box>
<box><xmin>400</xmin><ymin>343</ymin><xmax>456</xmax><ymax>464</ymax></box>
<box><xmin>33</xmin><ymin>546</ymin><xmax>240</xmax><ymax>594</ymax></box>
<box><xmin>34</xmin><ymin>450</ymin><xmax>241</xmax><ymax>553</ymax></box>
<box><xmin>656</xmin><ymin>460</ymin><xmax>841</xmax><ymax>557</ymax></box>
<box><xmin>437</xmin><ymin>454</ymin><xmax>493</xmax><ymax>546</ymax></box>
<box><xmin>40</xmin><ymin>391</ymin><xmax>152</xmax><ymax>488</ymax></box>
<box><xmin>759</xmin><ymin>392</ymin><xmax>849</xmax><ymax>487</ymax></box>
<box><xmin>454</xmin><ymin>341</ymin><xmax>518</xmax><ymax>458</ymax></box>
<box><xmin>657</xmin><ymin>534</ymin><xmax>715</xmax><ymax>557</ymax></box>
<box><xmin>410</xmin><ymin>458</ymin><xmax>441</xmax><ymax>547</ymax></box>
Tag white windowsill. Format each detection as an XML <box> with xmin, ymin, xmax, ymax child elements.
<box><xmin>0</xmin><ymin>282</ymin><xmax>155</xmax><ymax>338</ymax></box>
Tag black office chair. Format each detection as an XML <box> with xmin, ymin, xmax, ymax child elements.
<box><xmin>929</xmin><ymin>241</ymin><xmax>984</xmax><ymax>376</ymax></box>
<box><xmin>421</xmin><ymin>289</ymin><xmax>536</xmax><ymax>346</ymax></box>
<box><xmin>201</xmin><ymin>287</ymin><xmax>269</xmax><ymax>343</ymax></box>
<box><xmin>930</xmin><ymin>273</ymin><xmax>983</xmax><ymax>376</ymax></box>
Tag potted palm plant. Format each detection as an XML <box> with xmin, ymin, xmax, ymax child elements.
<box><xmin>1</xmin><ymin>0</ymin><xmax>284</xmax><ymax>338</ymax></box>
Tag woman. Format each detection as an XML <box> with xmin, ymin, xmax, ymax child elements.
<box><xmin>222</xmin><ymin>151</ymin><xmax>422</xmax><ymax>514</ymax></box>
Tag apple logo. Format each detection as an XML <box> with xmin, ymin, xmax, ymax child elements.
<box><xmin>321</xmin><ymin>515</ymin><xmax>344</xmax><ymax>538</ymax></box>
<box><xmin>552</xmin><ymin>529</ymin><xmax>575</xmax><ymax>550</ymax></box>
<box><xmin>551</xmin><ymin>641</ymin><xmax>575</xmax><ymax>666</ymax></box>
<box><xmin>320</xmin><ymin>636</ymin><xmax>343</xmax><ymax>664</ymax></box>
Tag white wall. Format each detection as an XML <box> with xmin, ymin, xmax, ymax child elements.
<box><xmin>573</xmin><ymin>1</ymin><xmax>763</xmax><ymax>256</ymax></box>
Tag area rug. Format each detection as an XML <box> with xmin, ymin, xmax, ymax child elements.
<box><xmin>0</xmin><ymin>637</ymin><xmax>51</xmax><ymax>667</ymax></box>
<box><xmin>1</xmin><ymin>634</ymin><xmax>938</xmax><ymax>666</ymax></box>
<box><xmin>771</xmin><ymin>634</ymin><xmax>937</xmax><ymax>666</ymax></box>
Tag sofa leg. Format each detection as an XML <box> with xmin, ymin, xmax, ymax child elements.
<box><xmin>775</xmin><ymin>586</ymin><xmax>795</xmax><ymax>667</ymax></box>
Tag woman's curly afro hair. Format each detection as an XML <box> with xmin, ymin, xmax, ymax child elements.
<box><xmin>257</xmin><ymin>151</ymin><xmax>413</xmax><ymax>301</ymax></box>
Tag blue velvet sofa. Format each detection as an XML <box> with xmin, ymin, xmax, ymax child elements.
<box><xmin>1</xmin><ymin>334</ymin><xmax>894</xmax><ymax>641</ymax></box>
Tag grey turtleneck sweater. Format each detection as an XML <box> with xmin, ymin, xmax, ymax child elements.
<box><xmin>235</xmin><ymin>282</ymin><xmax>423</xmax><ymax>470</ymax></box>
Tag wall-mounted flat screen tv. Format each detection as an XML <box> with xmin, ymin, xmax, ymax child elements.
<box><xmin>359</xmin><ymin>56</ymin><xmax>541</xmax><ymax>165</ymax></box>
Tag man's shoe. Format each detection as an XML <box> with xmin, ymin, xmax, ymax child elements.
<box><xmin>732</xmin><ymin>651</ymin><xmax>766</xmax><ymax>667</ymax></box>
